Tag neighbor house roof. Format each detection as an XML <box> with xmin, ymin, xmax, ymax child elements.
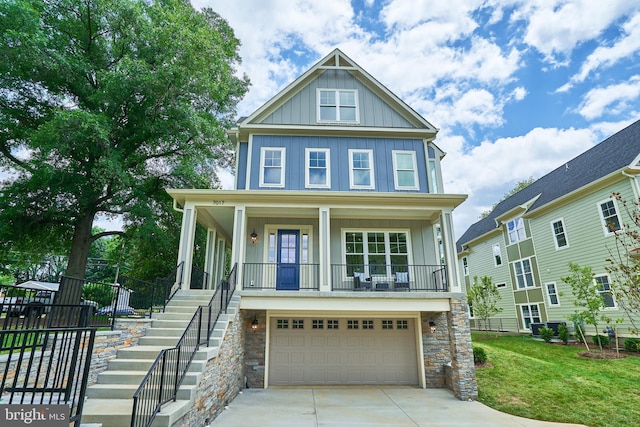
<box><xmin>457</xmin><ymin>119</ymin><xmax>640</xmax><ymax>252</ymax></box>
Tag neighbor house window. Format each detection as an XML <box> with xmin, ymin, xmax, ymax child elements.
<box><xmin>348</xmin><ymin>149</ymin><xmax>374</xmax><ymax>189</ymax></box>
<box><xmin>551</xmin><ymin>219</ymin><xmax>568</xmax><ymax>249</ymax></box>
<box><xmin>462</xmin><ymin>257</ymin><xmax>469</xmax><ymax>276</ymax></box>
<box><xmin>259</xmin><ymin>147</ymin><xmax>285</xmax><ymax>187</ymax></box>
<box><xmin>392</xmin><ymin>151</ymin><xmax>419</xmax><ymax>190</ymax></box>
<box><xmin>344</xmin><ymin>230</ymin><xmax>409</xmax><ymax>278</ymax></box>
<box><xmin>545</xmin><ymin>282</ymin><xmax>560</xmax><ymax>306</ymax></box>
<box><xmin>520</xmin><ymin>304</ymin><xmax>541</xmax><ymax>329</ymax></box>
<box><xmin>305</xmin><ymin>148</ymin><xmax>330</xmax><ymax>188</ymax></box>
<box><xmin>428</xmin><ymin>159</ymin><xmax>439</xmax><ymax>193</ymax></box>
<box><xmin>513</xmin><ymin>258</ymin><xmax>534</xmax><ymax>288</ymax></box>
<box><xmin>492</xmin><ymin>243</ymin><xmax>502</xmax><ymax>266</ymax></box>
<box><xmin>507</xmin><ymin>217</ymin><xmax>526</xmax><ymax>244</ymax></box>
<box><xmin>594</xmin><ymin>275</ymin><xmax>616</xmax><ymax>308</ymax></box>
<box><xmin>598</xmin><ymin>199</ymin><xmax>622</xmax><ymax>234</ymax></box>
<box><xmin>318</xmin><ymin>89</ymin><xmax>358</xmax><ymax>122</ymax></box>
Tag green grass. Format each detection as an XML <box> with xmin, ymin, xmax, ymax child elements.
<box><xmin>472</xmin><ymin>334</ymin><xmax>640</xmax><ymax>427</ymax></box>
<box><xmin>1</xmin><ymin>331</ymin><xmax>42</xmax><ymax>354</ymax></box>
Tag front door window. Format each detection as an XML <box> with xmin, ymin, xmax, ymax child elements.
<box><xmin>277</xmin><ymin>230</ymin><xmax>299</xmax><ymax>290</ymax></box>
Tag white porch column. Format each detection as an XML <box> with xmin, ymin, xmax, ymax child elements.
<box><xmin>231</xmin><ymin>205</ymin><xmax>247</xmax><ymax>287</ymax></box>
<box><xmin>441</xmin><ymin>210</ymin><xmax>461</xmax><ymax>293</ymax></box>
<box><xmin>204</xmin><ymin>228</ymin><xmax>217</xmax><ymax>290</ymax></box>
<box><xmin>215</xmin><ymin>237</ymin><xmax>226</xmax><ymax>285</ymax></box>
<box><xmin>176</xmin><ymin>202</ymin><xmax>198</xmax><ymax>290</ymax></box>
<box><xmin>319</xmin><ymin>206</ymin><xmax>331</xmax><ymax>291</ymax></box>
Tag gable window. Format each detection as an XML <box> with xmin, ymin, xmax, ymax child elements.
<box><xmin>392</xmin><ymin>151</ymin><xmax>419</xmax><ymax>190</ymax></box>
<box><xmin>513</xmin><ymin>258</ymin><xmax>534</xmax><ymax>288</ymax></box>
<box><xmin>545</xmin><ymin>283</ymin><xmax>560</xmax><ymax>306</ymax></box>
<box><xmin>344</xmin><ymin>230</ymin><xmax>409</xmax><ymax>278</ymax></box>
<box><xmin>520</xmin><ymin>304</ymin><xmax>541</xmax><ymax>329</ymax></box>
<box><xmin>507</xmin><ymin>217</ymin><xmax>526</xmax><ymax>244</ymax></box>
<box><xmin>305</xmin><ymin>148</ymin><xmax>330</xmax><ymax>188</ymax></box>
<box><xmin>598</xmin><ymin>199</ymin><xmax>622</xmax><ymax>234</ymax></box>
<box><xmin>551</xmin><ymin>219</ymin><xmax>568</xmax><ymax>249</ymax></box>
<box><xmin>348</xmin><ymin>149</ymin><xmax>374</xmax><ymax>189</ymax></box>
<box><xmin>462</xmin><ymin>257</ymin><xmax>469</xmax><ymax>276</ymax></box>
<box><xmin>492</xmin><ymin>243</ymin><xmax>502</xmax><ymax>266</ymax></box>
<box><xmin>594</xmin><ymin>275</ymin><xmax>616</xmax><ymax>308</ymax></box>
<box><xmin>259</xmin><ymin>147</ymin><xmax>285</xmax><ymax>187</ymax></box>
<box><xmin>318</xmin><ymin>89</ymin><xmax>358</xmax><ymax>122</ymax></box>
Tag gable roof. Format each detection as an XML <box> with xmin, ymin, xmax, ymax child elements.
<box><xmin>457</xmin><ymin>119</ymin><xmax>640</xmax><ymax>252</ymax></box>
<box><xmin>229</xmin><ymin>49</ymin><xmax>439</xmax><ymax>142</ymax></box>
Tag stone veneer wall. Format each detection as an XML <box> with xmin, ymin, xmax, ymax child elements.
<box><xmin>173</xmin><ymin>303</ymin><xmax>245</xmax><ymax>427</ymax></box>
<box><xmin>243</xmin><ymin>310</ymin><xmax>266</xmax><ymax>388</ymax></box>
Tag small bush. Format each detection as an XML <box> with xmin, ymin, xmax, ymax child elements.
<box><xmin>473</xmin><ymin>346</ymin><xmax>488</xmax><ymax>364</ymax></box>
<box><xmin>558</xmin><ymin>323</ymin><xmax>569</xmax><ymax>344</ymax></box>
<box><xmin>539</xmin><ymin>326</ymin><xmax>555</xmax><ymax>343</ymax></box>
<box><xmin>624</xmin><ymin>338</ymin><xmax>640</xmax><ymax>352</ymax></box>
<box><xmin>592</xmin><ymin>334</ymin><xmax>610</xmax><ymax>347</ymax></box>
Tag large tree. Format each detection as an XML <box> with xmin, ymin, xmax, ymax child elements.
<box><xmin>0</xmin><ymin>0</ymin><xmax>249</xmax><ymax>278</ymax></box>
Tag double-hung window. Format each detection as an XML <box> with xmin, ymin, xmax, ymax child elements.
<box><xmin>318</xmin><ymin>89</ymin><xmax>358</xmax><ymax>122</ymax></box>
<box><xmin>551</xmin><ymin>219</ymin><xmax>568</xmax><ymax>249</ymax></box>
<box><xmin>392</xmin><ymin>150</ymin><xmax>419</xmax><ymax>190</ymax></box>
<box><xmin>594</xmin><ymin>275</ymin><xmax>616</xmax><ymax>308</ymax></box>
<box><xmin>344</xmin><ymin>230</ymin><xmax>409</xmax><ymax>278</ymax></box>
<box><xmin>520</xmin><ymin>304</ymin><xmax>541</xmax><ymax>329</ymax></box>
<box><xmin>598</xmin><ymin>199</ymin><xmax>622</xmax><ymax>234</ymax></box>
<box><xmin>259</xmin><ymin>147</ymin><xmax>285</xmax><ymax>187</ymax></box>
<box><xmin>507</xmin><ymin>217</ymin><xmax>526</xmax><ymax>244</ymax></box>
<box><xmin>349</xmin><ymin>149</ymin><xmax>374</xmax><ymax>189</ymax></box>
<box><xmin>545</xmin><ymin>283</ymin><xmax>560</xmax><ymax>306</ymax></box>
<box><xmin>462</xmin><ymin>257</ymin><xmax>469</xmax><ymax>276</ymax></box>
<box><xmin>305</xmin><ymin>148</ymin><xmax>330</xmax><ymax>188</ymax></box>
<box><xmin>513</xmin><ymin>258</ymin><xmax>534</xmax><ymax>288</ymax></box>
<box><xmin>492</xmin><ymin>243</ymin><xmax>502</xmax><ymax>266</ymax></box>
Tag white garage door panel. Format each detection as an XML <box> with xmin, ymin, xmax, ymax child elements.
<box><xmin>269</xmin><ymin>318</ymin><xmax>418</xmax><ymax>386</ymax></box>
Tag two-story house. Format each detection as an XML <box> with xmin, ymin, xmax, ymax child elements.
<box><xmin>457</xmin><ymin>119</ymin><xmax>640</xmax><ymax>336</ymax></box>
<box><xmin>169</xmin><ymin>49</ymin><xmax>476</xmax><ymax>399</ymax></box>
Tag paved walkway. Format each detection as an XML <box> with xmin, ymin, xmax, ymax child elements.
<box><xmin>209</xmin><ymin>387</ymin><xmax>587</xmax><ymax>427</ymax></box>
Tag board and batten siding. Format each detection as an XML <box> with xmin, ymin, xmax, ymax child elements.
<box><xmin>245</xmin><ymin>217</ymin><xmax>320</xmax><ymax>265</ymax></box>
<box><xmin>245</xmin><ymin>135</ymin><xmax>430</xmax><ymax>193</ymax></box>
<box><xmin>261</xmin><ymin>69</ymin><xmax>415</xmax><ymax>128</ymax></box>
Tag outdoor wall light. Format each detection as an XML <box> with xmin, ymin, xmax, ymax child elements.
<box><xmin>429</xmin><ymin>321</ymin><xmax>437</xmax><ymax>333</ymax></box>
<box><xmin>251</xmin><ymin>315</ymin><xmax>259</xmax><ymax>330</ymax></box>
<box><xmin>250</xmin><ymin>229</ymin><xmax>258</xmax><ymax>244</ymax></box>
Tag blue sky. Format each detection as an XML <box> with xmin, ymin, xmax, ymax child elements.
<box><xmin>199</xmin><ymin>0</ymin><xmax>640</xmax><ymax>236</ymax></box>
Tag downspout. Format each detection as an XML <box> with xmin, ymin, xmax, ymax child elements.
<box><xmin>173</xmin><ymin>199</ymin><xmax>184</xmax><ymax>213</ymax></box>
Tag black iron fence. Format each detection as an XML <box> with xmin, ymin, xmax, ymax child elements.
<box><xmin>470</xmin><ymin>317</ymin><xmax>520</xmax><ymax>332</ymax></box>
<box><xmin>155</xmin><ymin>262</ymin><xmax>185</xmax><ymax>312</ymax></box>
<box><xmin>241</xmin><ymin>263</ymin><xmax>320</xmax><ymax>290</ymax></box>
<box><xmin>331</xmin><ymin>264</ymin><xmax>449</xmax><ymax>292</ymax></box>
<box><xmin>189</xmin><ymin>265</ymin><xmax>209</xmax><ymax>290</ymax></box>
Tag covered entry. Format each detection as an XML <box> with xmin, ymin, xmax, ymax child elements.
<box><xmin>268</xmin><ymin>316</ymin><xmax>419</xmax><ymax>386</ymax></box>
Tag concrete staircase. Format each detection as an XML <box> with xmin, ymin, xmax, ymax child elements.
<box><xmin>81</xmin><ymin>289</ymin><xmax>239</xmax><ymax>427</ymax></box>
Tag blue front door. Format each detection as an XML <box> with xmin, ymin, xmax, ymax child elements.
<box><xmin>277</xmin><ymin>230</ymin><xmax>299</xmax><ymax>290</ymax></box>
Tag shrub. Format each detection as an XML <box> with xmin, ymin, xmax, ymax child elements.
<box><xmin>473</xmin><ymin>346</ymin><xmax>488</xmax><ymax>365</ymax></box>
<box><xmin>624</xmin><ymin>338</ymin><xmax>640</xmax><ymax>352</ymax></box>
<box><xmin>539</xmin><ymin>326</ymin><xmax>555</xmax><ymax>343</ymax></box>
<box><xmin>557</xmin><ymin>323</ymin><xmax>569</xmax><ymax>344</ymax></box>
<box><xmin>592</xmin><ymin>334</ymin><xmax>610</xmax><ymax>347</ymax></box>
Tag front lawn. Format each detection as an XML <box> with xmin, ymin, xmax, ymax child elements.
<box><xmin>473</xmin><ymin>334</ymin><xmax>640</xmax><ymax>427</ymax></box>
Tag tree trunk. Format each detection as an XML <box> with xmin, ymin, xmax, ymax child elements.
<box><xmin>65</xmin><ymin>211</ymin><xmax>96</xmax><ymax>279</ymax></box>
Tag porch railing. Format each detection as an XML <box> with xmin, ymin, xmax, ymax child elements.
<box><xmin>331</xmin><ymin>264</ymin><xmax>449</xmax><ymax>292</ymax></box>
<box><xmin>470</xmin><ymin>317</ymin><xmax>520</xmax><ymax>332</ymax></box>
<box><xmin>241</xmin><ymin>263</ymin><xmax>320</xmax><ymax>290</ymax></box>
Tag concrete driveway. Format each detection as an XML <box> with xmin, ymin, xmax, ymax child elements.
<box><xmin>209</xmin><ymin>387</ymin><xmax>587</xmax><ymax>427</ymax></box>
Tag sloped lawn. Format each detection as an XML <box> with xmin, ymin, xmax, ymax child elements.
<box><xmin>472</xmin><ymin>335</ymin><xmax>640</xmax><ymax>427</ymax></box>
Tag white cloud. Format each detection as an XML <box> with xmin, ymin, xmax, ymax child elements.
<box><xmin>578</xmin><ymin>76</ymin><xmax>640</xmax><ymax>119</ymax></box>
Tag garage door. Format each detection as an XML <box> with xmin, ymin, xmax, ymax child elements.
<box><xmin>269</xmin><ymin>317</ymin><xmax>418</xmax><ymax>386</ymax></box>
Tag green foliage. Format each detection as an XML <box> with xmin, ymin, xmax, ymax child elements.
<box><xmin>0</xmin><ymin>0</ymin><xmax>249</xmax><ymax>278</ymax></box>
<box><xmin>592</xmin><ymin>334</ymin><xmax>610</xmax><ymax>347</ymax></box>
<box><xmin>473</xmin><ymin>346</ymin><xmax>488</xmax><ymax>364</ymax></box>
<box><xmin>562</xmin><ymin>263</ymin><xmax>607</xmax><ymax>350</ymax></box>
<box><xmin>467</xmin><ymin>276</ymin><xmax>503</xmax><ymax>330</ymax></box>
<box><xmin>623</xmin><ymin>338</ymin><xmax>640</xmax><ymax>352</ymax></box>
<box><xmin>82</xmin><ymin>284</ymin><xmax>114</xmax><ymax>308</ymax></box>
<box><xmin>0</xmin><ymin>274</ymin><xmax>13</xmax><ymax>286</ymax></box>
<box><xmin>539</xmin><ymin>326</ymin><xmax>555</xmax><ymax>343</ymax></box>
<box><xmin>557</xmin><ymin>323</ymin><xmax>570</xmax><ymax>344</ymax></box>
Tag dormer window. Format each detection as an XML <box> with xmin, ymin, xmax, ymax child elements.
<box><xmin>317</xmin><ymin>89</ymin><xmax>358</xmax><ymax>123</ymax></box>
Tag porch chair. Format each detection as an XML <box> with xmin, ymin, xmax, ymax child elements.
<box><xmin>394</xmin><ymin>271</ymin><xmax>410</xmax><ymax>291</ymax></box>
<box><xmin>353</xmin><ymin>272</ymin><xmax>371</xmax><ymax>291</ymax></box>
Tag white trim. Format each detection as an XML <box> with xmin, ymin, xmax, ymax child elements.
<box><xmin>512</xmin><ymin>257</ymin><xmax>535</xmax><ymax>289</ymax></box>
<box><xmin>259</xmin><ymin>147</ymin><xmax>286</xmax><ymax>188</ymax></box>
<box><xmin>506</xmin><ymin>216</ymin><xmax>526</xmax><ymax>244</ymax></box>
<box><xmin>594</xmin><ymin>274</ymin><xmax>617</xmax><ymax>309</ymax></box>
<box><xmin>392</xmin><ymin>150</ymin><xmax>419</xmax><ymax>190</ymax></box>
<box><xmin>245</xmin><ymin>136</ymin><xmax>253</xmax><ymax>190</ymax></box>
<box><xmin>492</xmin><ymin>243</ymin><xmax>503</xmax><ymax>267</ymax></box>
<box><xmin>462</xmin><ymin>257</ymin><xmax>469</xmax><ymax>276</ymax></box>
<box><xmin>305</xmin><ymin>148</ymin><xmax>331</xmax><ymax>188</ymax></box>
<box><xmin>348</xmin><ymin>149</ymin><xmax>375</xmax><ymax>189</ymax></box>
<box><xmin>544</xmin><ymin>282</ymin><xmax>560</xmax><ymax>307</ymax></box>
<box><xmin>519</xmin><ymin>303</ymin><xmax>541</xmax><ymax>330</ymax></box>
<box><xmin>316</xmin><ymin>88</ymin><xmax>360</xmax><ymax>124</ymax></box>
<box><xmin>550</xmin><ymin>218</ymin><xmax>569</xmax><ymax>250</ymax></box>
<box><xmin>597</xmin><ymin>197</ymin><xmax>623</xmax><ymax>236</ymax></box>
<box><xmin>340</xmin><ymin>228</ymin><xmax>413</xmax><ymax>278</ymax></box>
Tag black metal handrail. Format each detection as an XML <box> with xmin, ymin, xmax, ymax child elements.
<box><xmin>156</xmin><ymin>261</ymin><xmax>185</xmax><ymax>312</ymax></box>
<box><xmin>331</xmin><ymin>264</ymin><xmax>449</xmax><ymax>291</ymax></box>
<box><xmin>241</xmin><ymin>263</ymin><xmax>320</xmax><ymax>290</ymax></box>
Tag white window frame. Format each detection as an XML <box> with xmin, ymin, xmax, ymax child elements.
<box><xmin>259</xmin><ymin>147</ymin><xmax>286</xmax><ymax>188</ymax></box>
<box><xmin>341</xmin><ymin>229</ymin><xmax>412</xmax><ymax>278</ymax></box>
<box><xmin>598</xmin><ymin>198</ymin><xmax>623</xmax><ymax>235</ymax></box>
<box><xmin>492</xmin><ymin>243</ymin><xmax>503</xmax><ymax>266</ymax></box>
<box><xmin>594</xmin><ymin>274</ymin><xmax>617</xmax><ymax>309</ymax></box>
<box><xmin>462</xmin><ymin>257</ymin><xmax>469</xmax><ymax>276</ymax></box>
<box><xmin>512</xmin><ymin>258</ymin><xmax>535</xmax><ymax>289</ymax></box>
<box><xmin>348</xmin><ymin>149</ymin><xmax>375</xmax><ymax>189</ymax></box>
<box><xmin>545</xmin><ymin>282</ymin><xmax>560</xmax><ymax>306</ymax></box>
<box><xmin>305</xmin><ymin>148</ymin><xmax>330</xmax><ymax>188</ymax></box>
<box><xmin>428</xmin><ymin>159</ymin><xmax>439</xmax><ymax>193</ymax></box>
<box><xmin>507</xmin><ymin>217</ymin><xmax>526</xmax><ymax>244</ymax></box>
<box><xmin>520</xmin><ymin>304</ymin><xmax>541</xmax><ymax>330</ymax></box>
<box><xmin>392</xmin><ymin>150</ymin><xmax>419</xmax><ymax>190</ymax></box>
<box><xmin>550</xmin><ymin>218</ymin><xmax>569</xmax><ymax>249</ymax></box>
<box><xmin>317</xmin><ymin>89</ymin><xmax>359</xmax><ymax>123</ymax></box>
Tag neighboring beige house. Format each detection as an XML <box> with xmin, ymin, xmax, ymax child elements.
<box><xmin>169</xmin><ymin>49</ymin><xmax>476</xmax><ymax>398</ymax></box>
<box><xmin>457</xmin><ymin>119</ymin><xmax>640</xmax><ymax>337</ymax></box>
